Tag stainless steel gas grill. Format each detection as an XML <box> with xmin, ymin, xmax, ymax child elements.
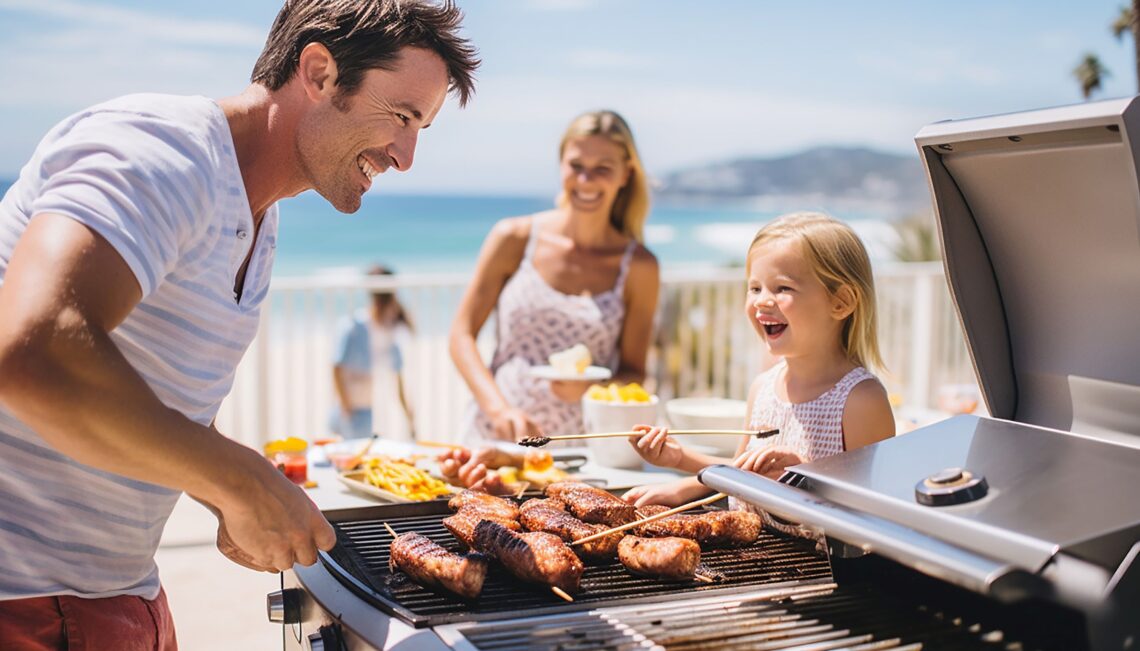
<box><xmin>271</xmin><ymin>98</ymin><xmax>1140</xmax><ymax>650</ymax></box>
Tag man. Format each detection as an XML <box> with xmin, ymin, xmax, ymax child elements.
<box><xmin>0</xmin><ymin>1</ymin><xmax>478</xmax><ymax>648</ymax></box>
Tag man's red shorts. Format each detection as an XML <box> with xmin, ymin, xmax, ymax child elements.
<box><xmin>0</xmin><ymin>587</ymin><xmax>177</xmax><ymax>650</ymax></box>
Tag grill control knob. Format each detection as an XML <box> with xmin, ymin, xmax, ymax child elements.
<box><xmin>308</xmin><ymin>625</ymin><xmax>341</xmax><ymax>651</ymax></box>
<box><xmin>266</xmin><ymin>588</ymin><xmax>302</xmax><ymax>624</ymax></box>
<box><xmin>307</xmin><ymin>632</ymin><xmax>325</xmax><ymax>651</ymax></box>
<box><xmin>915</xmin><ymin>467</ymin><xmax>988</xmax><ymax>506</ymax></box>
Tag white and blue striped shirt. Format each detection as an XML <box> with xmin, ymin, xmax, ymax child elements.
<box><xmin>0</xmin><ymin>94</ymin><xmax>278</xmax><ymax>599</ymax></box>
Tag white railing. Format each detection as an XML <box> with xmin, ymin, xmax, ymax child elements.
<box><xmin>215</xmin><ymin>262</ymin><xmax>975</xmax><ymax>449</ymax></box>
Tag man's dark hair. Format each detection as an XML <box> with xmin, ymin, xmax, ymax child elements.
<box><xmin>251</xmin><ymin>0</ymin><xmax>478</xmax><ymax>107</ymax></box>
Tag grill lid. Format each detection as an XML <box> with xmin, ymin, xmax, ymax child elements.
<box><xmin>915</xmin><ymin>97</ymin><xmax>1140</xmax><ymax>444</ymax></box>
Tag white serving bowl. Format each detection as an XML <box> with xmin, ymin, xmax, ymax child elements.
<box><xmin>665</xmin><ymin>397</ymin><xmax>749</xmax><ymax>456</ymax></box>
<box><xmin>580</xmin><ymin>395</ymin><xmax>659</xmax><ymax>469</ymax></box>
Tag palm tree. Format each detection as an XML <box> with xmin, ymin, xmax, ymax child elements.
<box><xmin>1074</xmin><ymin>53</ymin><xmax>1110</xmax><ymax>100</ymax></box>
<box><xmin>1111</xmin><ymin>1</ymin><xmax>1140</xmax><ymax>91</ymax></box>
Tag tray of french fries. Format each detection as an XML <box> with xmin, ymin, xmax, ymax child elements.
<box><xmin>338</xmin><ymin>455</ymin><xmax>459</xmax><ymax>503</ymax></box>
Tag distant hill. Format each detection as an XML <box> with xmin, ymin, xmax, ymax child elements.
<box><xmin>655</xmin><ymin>146</ymin><xmax>931</xmax><ymax>218</ymax></box>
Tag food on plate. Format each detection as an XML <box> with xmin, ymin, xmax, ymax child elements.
<box><xmin>359</xmin><ymin>456</ymin><xmax>453</xmax><ymax>501</ymax></box>
<box><xmin>634</xmin><ymin>505</ymin><xmax>762</xmax><ymax>547</ymax></box>
<box><xmin>618</xmin><ymin>536</ymin><xmax>701</xmax><ymax>581</ymax></box>
<box><xmin>585</xmin><ymin>382</ymin><xmax>652</xmax><ymax>403</ymax></box>
<box><xmin>544</xmin><ymin>481</ymin><xmax>636</xmax><ymax>527</ymax></box>
<box><xmin>519</xmin><ymin>498</ymin><xmax>623</xmax><ymax>561</ymax></box>
<box><xmin>548</xmin><ymin>343</ymin><xmax>592</xmax><ymax>375</ymax></box>
<box><xmin>472</xmin><ymin>519</ymin><xmax>584</xmax><ymax>594</ymax></box>
<box><xmin>389</xmin><ymin>532</ymin><xmax>488</xmax><ymax>599</ymax></box>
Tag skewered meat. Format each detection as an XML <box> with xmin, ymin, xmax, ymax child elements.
<box><xmin>618</xmin><ymin>536</ymin><xmax>701</xmax><ymax>581</ymax></box>
<box><xmin>389</xmin><ymin>532</ymin><xmax>488</xmax><ymax>599</ymax></box>
<box><xmin>519</xmin><ymin>498</ymin><xmax>623</xmax><ymax>561</ymax></box>
<box><xmin>544</xmin><ymin>481</ymin><xmax>636</xmax><ymax>527</ymax></box>
<box><xmin>472</xmin><ymin>519</ymin><xmax>584</xmax><ymax>593</ymax></box>
<box><xmin>443</xmin><ymin>509</ymin><xmax>521</xmax><ymax>548</ymax></box>
<box><xmin>635</xmin><ymin>505</ymin><xmax>762</xmax><ymax>547</ymax></box>
<box><xmin>448</xmin><ymin>490</ymin><xmax>520</xmax><ymax>520</ymax></box>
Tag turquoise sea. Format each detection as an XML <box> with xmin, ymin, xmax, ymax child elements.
<box><xmin>271</xmin><ymin>191</ymin><xmax>896</xmax><ymax>278</ymax></box>
<box><xmin>0</xmin><ymin>180</ymin><xmax>895</xmax><ymax>277</ymax></box>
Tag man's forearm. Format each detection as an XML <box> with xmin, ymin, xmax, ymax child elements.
<box><xmin>0</xmin><ymin>323</ymin><xmax>266</xmax><ymax>507</ymax></box>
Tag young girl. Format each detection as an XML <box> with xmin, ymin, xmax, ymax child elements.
<box><xmin>623</xmin><ymin>212</ymin><xmax>895</xmax><ymax>507</ymax></box>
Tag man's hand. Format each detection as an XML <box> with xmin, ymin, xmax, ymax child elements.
<box><xmin>204</xmin><ymin>453</ymin><xmax>336</xmax><ymax>572</ymax></box>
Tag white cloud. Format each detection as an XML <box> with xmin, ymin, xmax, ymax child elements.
<box><xmin>0</xmin><ymin>0</ymin><xmax>265</xmax><ymax>48</ymax></box>
<box><xmin>566</xmin><ymin>48</ymin><xmax>653</xmax><ymax>71</ymax></box>
<box><xmin>523</xmin><ymin>0</ymin><xmax>601</xmax><ymax>11</ymax></box>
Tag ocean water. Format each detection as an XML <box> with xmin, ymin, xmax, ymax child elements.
<box><xmin>272</xmin><ymin>191</ymin><xmax>897</xmax><ymax>278</ymax></box>
<box><xmin>0</xmin><ymin>179</ymin><xmax>896</xmax><ymax>277</ymax></box>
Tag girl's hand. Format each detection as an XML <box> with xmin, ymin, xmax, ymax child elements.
<box><xmin>621</xmin><ymin>478</ymin><xmax>712</xmax><ymax>507</ymax></box>
<box><xmin>549</xmin><ymin>379</ymin><xmax>592</xmax><ymax>403</ymax></box>
<box><xmin>627</xmin><ymin>424</ymin><xmax>684</xmax><ymax>468</ymax></box>
<box><xmin>488</xmin><ymin>406</ymin><xmax>542</xmax><ymax>442</ymax></box>
<box><xmin>733</xmin><ymin>447</ymin><xmax>804</xmax><ymax>479</ymax></box>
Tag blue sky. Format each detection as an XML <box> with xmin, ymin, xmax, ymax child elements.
<box><xmin>0</xmin><ymin>0</ymin><xmax>1136</xmax><ymax>195</ymax></box>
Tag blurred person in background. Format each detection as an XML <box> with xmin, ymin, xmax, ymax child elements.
<box><xmin>0</xmin><ymin>1</ymin><xmax>477</xmax><ymax>648</ymax></box>
<box><xmin>444</xmin><ymin>110</ymin><xmax>660</xmax><ymax>490</ymax></box>
<box><xmin>331</xmin><ymin>264</ymin><xmax>416</xmax><ymax>440</ymax></box>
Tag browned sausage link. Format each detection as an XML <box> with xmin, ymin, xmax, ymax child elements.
<box><xmin>472</xmin><ymin>519</ymin><xmax>583</xmax><ymax>593</ymax></box>
<box><xmin>448</xmin><ymin>490</ymin><xmax>520</xmax><ymax>520</ymax></box>
<box><xmin>389</xmin><ymin>532</ymin><xmax>488</xmax><ymax>599</ymax></box>
<box><xmin>443</xmin><ymin>508</ymin><xmax>521</xmax><ymax>548</ymax></box>
<box><xmin>544</xmin><ymin>481</ymin><xmax>636</xmax><ymax>527</ymax></box>
<box><xmin>635</xmin><ymin>506</ymin><xmax>761</xmax><ymax>546</ymax></box>
<box><xmin>618</xmin><ymin>535</ymin><xmax>701</xmax><ymax>581</ymax></box>
<box><xmin>519</xmin><ymin>498</ymin><xmax>622</xmax><ymax>561</ymax></box>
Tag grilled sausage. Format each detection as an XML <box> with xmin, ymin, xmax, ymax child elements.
<box><xmin>389</xmin><ymin>532</ymin><xmax>488</xmax><ymax>599</ymax></box>
<box><xmin>635</xmin><ymin>505</ymin><xmax>762</xmax><ymax>547</ymax></box>
<box><xmin>618</xmin><ymin>535</ymin><xmax>701</xmax><ymax>581</ymax></box>
<box><xmin>472</xmin><ymin>519</ymin><xmax>584</xmax><ymax>593</ymax></box>
<box><xmin>443</xmin><ymin>508</ymin><xmax>521</xmax><ymax>548</ymax></box>
<box><xmin>448</xmin><ymin>490</ymin><xmax>520</xmax><ymax>520</ymax></box>
<box><xmin>544</xmin><ymin>481</ymin><xmax>636</xmax><ymax>527</ymax></box>
<box><xmin>519</xmin><ymin>498</ymin><xmax>623</xmax><ymax>561</ymax></box>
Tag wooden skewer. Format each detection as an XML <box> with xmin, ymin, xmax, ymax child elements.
<box><xmin>383</xmin><ymin>522</ymin><xmax>399</xmax><ymax>538</ymax></box>
<box><xmin>519</xmin><ymin>429</ymin><xmax>778</xmax><ymax>447</ymax></box>
<box><xmin>415</xmin><ymin>440</ymin><xmax>465</xmax><ymax>450</ymax></box>
<box><xmin>346</xmin><ymin>433</ymin><xmax>381</xmax><ymax>468</ymax></box>
<box><xmin>570</xmin><ymin>492</ymin><xmax>728</xmax><ymax>547</ymax></box>
<box><xmin>514</xmin><ymin>481</ymin><xmax>531</xmax><ymax>500</ymax></box>
<box><xmin>694</xmin><ymin>573</ymin><xmax>715</xmax><ymax>583</ymax></box>
<box><xmin>551</xmin><ymin>586</ymin><xmax>574</xmax><ymax>602</ymax></box>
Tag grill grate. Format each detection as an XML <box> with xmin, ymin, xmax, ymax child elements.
<box><xmin>450</xmin><ymin>581</ymin><xmax>1042</xmax><ymax>650</ymax></box>
<box><xmin>321</xmin><ymin>501</ymin><xmax>833</xmax><ymax>628</ymax></box>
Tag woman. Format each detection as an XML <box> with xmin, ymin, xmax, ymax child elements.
<box><xmin>449</xmin><ymin>110</ymin><xmax>660</xmax><ymax>454</ymax></box>
<box><xmin>331</xmin><ymin>264</ymin><xmax>416</xmax><ymax>439</ymax></box>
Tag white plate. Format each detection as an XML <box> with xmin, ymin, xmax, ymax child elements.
<box><xmin>337</xmin><ymin>470</ymin><xmax>458</xmax><ymax>503</ymax></box>
<box><xmin>527</xmin><ymin>365</ymin><xmax>612</xmax><ymax>381</ymax></box>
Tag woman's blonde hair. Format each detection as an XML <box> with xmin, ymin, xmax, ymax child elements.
<box><xmin>555</xmin><ymin>110</ymin><xmax>650</xmax><ymax>243</ymax></box>
<box><xmin>749</xmin><ymin>212</ymin><xmax>884</xmax><ymax>371</ymax></box>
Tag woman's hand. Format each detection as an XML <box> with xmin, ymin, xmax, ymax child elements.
<box><xmin>627</xmin><ymin>424</ymin><xmax>684</xmax><ymax>469</ymax></box>
<box><xmin>621</xmin><ymin>478</ymin><xmax>711</xmax><ymax>507</ymax></box>
<box><xmin>549</xmin><ymin>379</ymin><xmax>593</xmax><ymax>403</ymax></box>
<box><xmin>488</xmin><ymin>406</ymin><xmax>542</xmax><ymax>442</ymax></box>
<box><xmin>733</xmin><ymin>447</ymin><xmax>804</xmax><ymax>479</ymax></box>
<box><xmin>437</xmin><ymin>447</ymin><xmax>514</xmax><ymax>495</ymax></box>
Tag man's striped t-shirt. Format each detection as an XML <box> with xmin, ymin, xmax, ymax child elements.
<box><xmin>0</xmin><ymin>93</ymin><xmax>278</xmax><ymax>600</ymax></box>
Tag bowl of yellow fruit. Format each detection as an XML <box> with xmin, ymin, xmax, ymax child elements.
<box><xmin>581</xmin><ymin>382</ymin><xmax>658</xmax><ymax>469</ymax></box>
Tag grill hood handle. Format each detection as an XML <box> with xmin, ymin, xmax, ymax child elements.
<box><xmin>699</xmin><ymin>465</ymin><xmax>1049</xmax><ymax>603</ymax></box>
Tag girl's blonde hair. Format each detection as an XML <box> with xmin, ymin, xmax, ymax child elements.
<box><xmin>555</xmin><ymin>110</ymin><xmax>650</xmax><ymax>243</ymax></box>
<box><xmin>749</xmin><ymin>212</ymin><xmax>884</xmax><ymax>371</ymax></box>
